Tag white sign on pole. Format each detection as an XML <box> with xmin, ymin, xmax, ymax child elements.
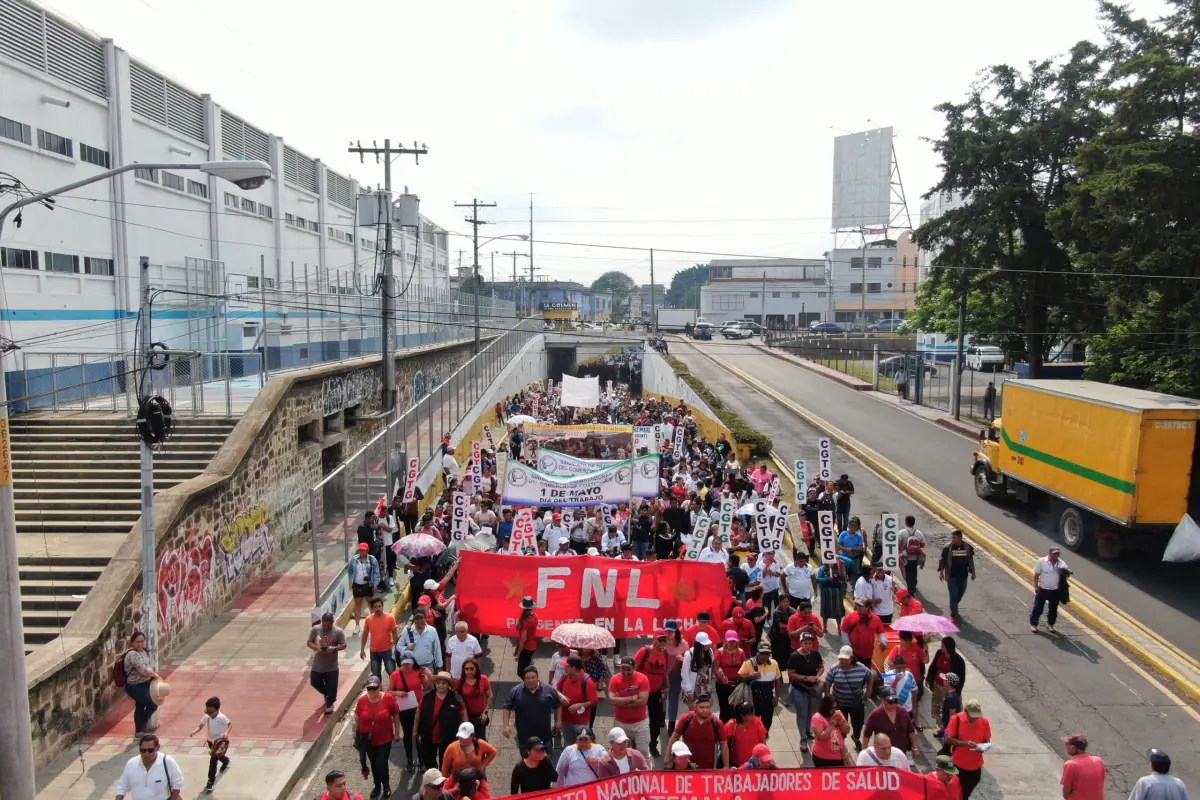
<box><xmin>402</xmin><ymin>456</ymin><xmax>420</xmax><ymax>503</ymax></box>
<box><xmin>496</xmin><ymin>451</ymin><xmax>507</xmax><ymax>491</ymax></box>
<box><xmin>482</xmin><ymin>424</ymin><xmax>494</xmax><ymax>449</ymax></box>
<box><xmin>450</xmin><ymin>492</ymin><xmax>469</xmax><ymax>541</ymax></box>
<box><xmin>768</xmin><ymin>478</ymin><xmax>781</xmax><ymax>503</ymax></box>
<box><xmin>818</xmin><ymin>509</ymin><xmax>838</xmax><ymax>565</ymax></box>
<box><xmin>793</xmin><ymin>460</ymin><xmax>807</xmax><ymax>505</ymax></box>
<box><xmin>754</xmin><ymin>500</ymin><xmax>780</xmax><ymax>553</ymax></box>
<box><xmin>471</xmin><ymin>441</ymin><xmax>482</xmax><ymax>489</ymax></box>
<box><xmin>818</xmin><ymin>437</ymin><xmax>832</xmax><ymax>481</ymax></box>
<box><xmin>673</xmin><ymin>425</ymin><xmax>685</xmax><ymax>460</ymax></box>
<box><xmin>634</xmin><ymin>426</ymin><xmax>654</xmax><ymax>454</ymax></box>
<box><xmin>653</xmin><ymin>424</ymin><xmax>664</xmax><ymax>451</ymax></box>
<box><xmin>532</xmin><ymin>397</ymin><xmax>539</xmax><ymax>418</ymax></box>
<box><xmin>509</xmin><ymin>508</ymin><xmax>536</xmax><ymax>553</ymax></box>
<box><xmin>717</xmin><ymin>493</ymin><xmax>735</xmax><ymax>547</ymax></box>
<box><xmin>880</xmin><ymin>513</ymin><xmax>901</xmax><ymax>571</ymax></box>
<box><xmin>684</xmin><ymin>512</ymin><xmax>710</xmax><ymax>560</ymax></box>
<box><xmin>763</xmin><ymin>502</ymin><xmax>790</xmax><ymax>554</ymax></box>
<box><xmin>606</xmin><ymin>379</ymin><xmax>614</xmax><ymax>397</ymax></box>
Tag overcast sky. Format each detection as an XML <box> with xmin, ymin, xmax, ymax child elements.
<box><xmin>43</xmin><ymin>0</ymin><xmax>1170</xmax><ymax>287</ymax></box>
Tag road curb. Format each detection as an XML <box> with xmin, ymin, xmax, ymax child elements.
<box><xmin>697</xmin><ymin>347</ymin><xmax>1200</xmax><ymax>704</ymax></box>
<box><xmin>749</xmin><ymin>342</ymin><xmax>873</xmax><ymax>391</ymax></box>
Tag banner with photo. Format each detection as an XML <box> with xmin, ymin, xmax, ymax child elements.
<box><xmin>502</xmin><ymin>458</ymin><xmax>634</xmax><ymax>507</ymax></box>
<box><xmin>536</xmin><ymin>449</ymin><xmax>660</xmax><ymax>499</ymax></box>
<box><xmin>525</xmin><ymin>423</ymin><xmax>634</xmax><ymax>462</ymax></box>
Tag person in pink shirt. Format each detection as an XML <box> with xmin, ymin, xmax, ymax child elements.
<box><xmin>750</xmin><ymin>465</ymin><xmax>772</xmax><ymax>494</ymax></box>
<box><xmin>1060</xmin><ymin>733</ymin><xmax>1106</xmax><ymax>800</ymax></box>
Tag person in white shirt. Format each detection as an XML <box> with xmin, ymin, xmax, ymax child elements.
<box><xmin>760</xmin><ymin>552</ymin><xmax>783</xmax><ymax>610</ymax></box>
<box><xmin>554</xmin><ymin>539</ymin><xmax>576</xmax><ymax>557</ymax></box>
<box><xmin>441</xmin><ymin>446</ymin><xmax>459</xmax><ymax>481</ymax></box>
<box><xmin>854</xmin><ymin>565</ymin><xmax>896</xmax><ymax>623</ymax></box>
<box><xmin>548</xmin><ymin>643</ymin><xmax>573</xmax><ymax>687</ymax></box>
<box><xmin>116</xmin><ymin>734</ymin><xmax>184</xmax><ymax>800</ymax></box>
<box><xmin>856</xmin><ymin>733</ymin><xmax>911</xmax><ymax>770</ymax></box>
<box><xmin>697</xmin><ymin>536</ymin><xmax>730</xmax><ymax>566</ymax></box>
<box><xmin>600</xmin><ymin>527</ymin><xmax>625</xmax><ymax>554</ymax></box>
<box><xmin>445</xmin><ymin>622</ymin><xmax>483</xmax><ymax>679</ymax></box>
<box><xmin>188</xmin><ymin>697</ymin><xmax>232</xmax><ymax>792</ymax></box>
<box><xmin>555</xmin><ymin>728</ymin><xmax>607</xmax><ymax>787</ymax></box>
<box><xmin>782</xmin><ymin>553</ymin><xmax>817</xmax><ymax>604</ymax></box>
<box><xmin>542</xmin><ymin>513</ymin><xmax>570</xmax><ymax>551</ymax></box>
<box><xmin>1030</xmin><ymin>546</ymin><xmax>1071</xmax><ymax>633</ymax></box>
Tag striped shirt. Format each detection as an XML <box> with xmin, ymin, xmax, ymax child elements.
<box><xmin>824</xmin><ymin>662</ymin><xmax>871</xmax><ymax>708</ymax></box>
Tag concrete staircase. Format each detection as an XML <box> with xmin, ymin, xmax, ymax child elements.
<box><xmin>11</xmin><ymin>416</ymin><xmax>238</xmax><ymax>652</ymax></box>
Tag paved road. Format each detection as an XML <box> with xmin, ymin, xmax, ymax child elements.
<box><xmin>673</xmin><ymin>339</ymin><xmax>1200</xmax><ymax>799</ymax></box>
<box><xmin>685</xmin><ymin>339</ymin><xmax>1200</xmax><ymax>659</ymax></box>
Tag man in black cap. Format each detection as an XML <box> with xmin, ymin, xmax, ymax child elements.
<box><xmin>1129</xmin><ymin>749</ymin><xmax>1188</xmax><ymax>800</ymax></box>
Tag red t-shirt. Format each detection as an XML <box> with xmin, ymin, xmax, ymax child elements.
<box><xmin>556</xmin><ymin>673</ymin><xmax>598</xmax><ymax>725</ymax></box>
<box><xmin>354</xmin><ymin>693</ymin><xmax>399</xmax><ymax>747</ymax></box>
<box><xmin>1060</xmin><ymin>754</ymin><xmax>1107</xmax><ymax>800</ymax></box>
<box><xmin>840</xmin><ymin>610</ymin><xmax>885</xmax><ymax>661</ymax></box>
<box><xmin>923</xmin><ymin>773</ymin><xmax>963</xmax><ymax>800</ymax></box>
<box><xmin>787</xmin><ymin>612</ymin><xmax>823</xmax><ymax>648</ymax></box>
<box><xmin>715</xmin><ymin>646</ymin><xmax>745</xmax><ymax>683</ymax></box>
<box><xmin>947</xmin><ymin>713</ymin><xmax>991</xmax><ymax>771</ymax></box>
<box><xmin>899</xmin><ymin>597</ymin><xmax>925</xmax><ymax>617</ymax></box>
<box><xmin>457</xmin><ymin>675</ymin><xmax>492</xmax><ymax>717</ymax></box>
<box><xmin>634</xmin><ymin>646</ymin><xmax>670</xmax><ymax>692</ymax></box>
<box><xmin>431</xmin><ymin>696</ymin><xmax>446</xmax><ymax>743</ymax></box>
<box><xmin>673</xmin><ymin>712</ymin><xmax>726</xmax><ymax>770</ymax></box>
<box><xmin>608</xmin><ymin>672</ymin><xmax>650</xmax><ymax>724</ymax></box>
<box><xmin>887</xmin><ymin>641</ymin><xmax>928</xmax><ymax>677</ymax></box>
<box><xmin>723</xmin><ymin>717</ymin><xmax>768</xmax><ymax>766</ymax></box>
<box><xmin>718</xmin><ymin>618</ymin><xmax>756</xmax><ymax>660</ymax></box>
<box><xmin>683</xmin><ymin>623</ymin><xmax>719</xmax><ymax>650</ymax></box>
<box><xmin>518</xmin><ymin>613</ymin><xmax>539</xmax><ymax>651</ymax></box>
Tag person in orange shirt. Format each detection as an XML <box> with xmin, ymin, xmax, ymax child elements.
<box><xmin>945</xmin><ymin>699</ymin><xmax>991</xmax><ymax>799</ymax></box>
<box><xmin>896</xmin><ymin>588</ymin><xmax>925</xmax><ymax>617</ymax></box>
<box><xmin>360</xmin><ymin>598</ymin><xmax>398</xmax><ymax>686</ymax></box>
<box><xmin>719</xmin><ymin>607</ymin><xmax>756</xmax><ymax>660</ymax></box>
<box><xmin>441</xmin><ymin>722</ymin><xmax>497</xmax><ymax>791</ymax></box>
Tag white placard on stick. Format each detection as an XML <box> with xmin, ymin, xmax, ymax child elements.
<box><xmin>450</xmin><ymin>492</ymin><xmax>469</xmax><ymax>541</ymax></box>
<box><xmin>717</xmin><ymin>493</ymin><xmax>735</xmax><ymax>547</ymax></box>
<box><xmin>818</xmin><ymin>437</ymin><xmax>832</xmax><ymax>481</ymax></box>
<box><xmin>684</xmin><ymin>512</ymin><xmax>710</xmax><ymax>560</ymax></box>
<box><xmin>880</xmin><ymin>513</ymin><xmax>901</xmax><ymax>571</ymax></box>
<box><xmin>482</xmin><ymin>423</ymin><xmax>495</xmax><ymax>449</ymax></box>
<box><xmin>818</xmin><ymin>509</ymin><xmax>838</xmax><ymax>565</ymax></box>
<box><xmin>509</xmin><ymin>508</ymin><xmax>536</xmax><ymax>553</ymax></box>
<box><xmin>402</xmin><ymin>456</ymin><xmax>420</xmax><ymax>503</ymax></box>
<box><xmin>793</xmin><ymin>460</ymin><xmax>807</xmax><ymax>505</ymax></box>
<box><xmin>764</xmin><ymin>502</ymin><xmax>790</xmax><ymax>554</ymax></box>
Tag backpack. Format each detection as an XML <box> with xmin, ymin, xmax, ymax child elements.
<box><xmin>678</xmin><ymin>711</ymin><xmax>722</xmax><ymax>741</ymax></box>
<box><xmin>113</xmin><ymin>650</ymin><xmax>130</xmax><ymax>687</ymax></box>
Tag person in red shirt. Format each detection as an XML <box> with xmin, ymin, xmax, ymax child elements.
<box><xmin>354</xmin><ymin>676</ymin><xmax>401</xmax><ymax>798</ymax></box>
<box><xmin>840</xmin><ymin>599</ymin><xmax>886</xmax><ymax>663</ymax></box>
<box><xmin>514</xmin><ymin>597</ymin><xmax>539</xmax><ymax>677</ymax></box>
<box><xmin>634</xmin><ymin>631</ymin><xmax>671</xmax><ymax>757</ymax></box>
<box><xmin>786</xmin><ymin>600</ymin><xmax>823</xmax><ymax>650</ymax></box>
<box><xmin>885</xmin><ymin>630</ymin><xmax>928</xmax><ymax>727</ymax></box>
<box><xmin>925</xmin><ymin>755</ymin><xmax>964</xmax><ymax>800</ymax></box>
<box><xmin>723</xmin><ymin>703</ymin><xmax>768</xmax><ymax>768</ymax></box>
<box><xmin>719</xmin><ymin>607</ymin><xmax>756</xmax><ymax>660</ymax></box>
<box><xmin>319</xmin><ymin>769</ymin><xmax>365</xmax><ymax>800</ymax></box>
<box><xmin>945</xmin><ymin>699</ymin><xmax>991</xmax><ymax>799</ymax></box>
<box><xmin>1059</xmin><ymin>733</ymin><xmax>1106</xmax><ymax>800</ymax></box>
<box><xmin>553</xmin><ymin>655</ymin><xmax>599</xmax><ymax>744</ymax></box>
<box><xmin>609</xmin><ymin>657</ymin><xmax>652</xmax><ymax>757</ymax></box>
<box><xmin>714</xmin><ymin>632</ymin><xmax>747</xmax><ymax>722</ymax></box>
<box><xmin>666</xmin><ymin>696</ymin><xmax>727</xmax><ymax>770</ymax></box>
<box><xmin>684</xmin><ymin>612</ymin><xmax>720</xmax><ymax>651</ymax></box>
<box><xmin>896</xmin><ymin>588</ymin><xmax>925</xmax><ymax>617</ymax></box>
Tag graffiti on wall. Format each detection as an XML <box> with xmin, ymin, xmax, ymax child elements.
<box><xmin>218</xmin><ymin>505</ymin><xmax>275</xmax><ymax>584</ymax></box>
<box><xmin>157</xmin><ymin>528</ymin><xmax>216</xmax><ymax>637</ymax></box>
<box><xmin>267</xmin><ymin>474</ymin><xmax>308</xmax><ymax>551</ymax></box>
<box><xmin>321</xmin><ymin>368</ymin><xmax>379</xmax><ymax>417</ymax></box>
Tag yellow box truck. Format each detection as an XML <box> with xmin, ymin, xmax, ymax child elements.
<box><xmin>972</xmin><ymin>380</ymin><xmax>1200</xmax><ymax>557</ymax></box>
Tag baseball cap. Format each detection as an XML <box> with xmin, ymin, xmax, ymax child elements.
<box><xmin>418</xmin><ymin>595</ymin><xmax>431</xmax><ymax>606</ymax></box>
<box><xmin>1063</xmin><ymin>734</ymin><xmax>1088</xmax><ymax>749</ymax></box>
<box><xmin>895</xmin><ymin>588</ymin><xmax>910</xmax><ymax>601</ymax></box>
<box><xmin>664</xmin><ymin>619</ymin><xmax>680</xmax><ymax>631</ymax></box>
<box><xmin>758</xmin><ymin>641</ymin><xmax>772</xmax><ymax>652</ymax></box>
<box><xmin>365</xmin><ymin>675</ymin><xmax>381</xmax><ymax>689</ymax></box>
<box><xmin>1148</xmin><ymin>749</ymin><xmax>1171</xmax><ymax>769</ymax></box>
<box><xmin>423</xmin><ymin>579</ymin><xmax>438</xmax><ymax>590</ymax></box>
<box><xmin>422</xmin><ymin>768</ymin><xmax>446</xmax><ymax>787</ymax></box>
<box><xmin>552</xmin><ymin>512</ymin><xmax>562</xmax><ymax>521</ymax></box>
<box><xmin>457</xmin><ymin>721</ymin><xmax>475</xmax><ymax>739</ymax></box>
<box><xmin>618</xmin><ymin>655</ymin><xmax>636</xmax><ymax>668</ymax></box>
<box><xmin>751</xmin><ymin>744</ymin><xmax>774</xmax><ymax>764</ymax></box>
<box><xmin>1049</xmin><ymin>546</ymin><xmax>1062</xmax><ymax>554</ymax></box>
<box><xmin>724</xmin><ymin>630</ymin><xmax>739</xmax><ymax>642</ymax></box>
<box><xmin>936</xmin><ymin>755</ymin><xmax>958</xmax><ymax>774</ymax></box>
<box><xmin>587</xmin><ymin>547</ymin><xmax>599</xmax><ymax>555</ymax></box>
<box><xmin>525</xmin><ymin>736</ymin><xmax>546</xmax><ymax>752</ymax></box>
<box><xmin>881</xmin><ymin>689</ymin><xmax>898</xmax><ymax>703</ymax></box>
<box><xmin>965</xmin><ymin>698</ymin><xmax>983</xmax><ymax>717</ymax></box>
<box><xmin>697</xmin><ymin>611</ymin><xmax>711</xmax><ymax>621</ymax></box>
<box><xmin>357</xmin><ymin>542</ymin><xmax>369</xmax><ymax>551</ymax></box>
<box><xmin>800</xmin><ymin>632</ymin><xmax>816</xmax><ymax>642</ymax></box>
<box><xmin>838</xmin><ymin>645</ymin><xmax>854</xmax><ymax>659</ymax></box>
<box><xmin>607</xmin><ymin>728</ymin><xmax>629</xmax><ymax>743</ymax></box>
<box><xmin>694</xmin><ymin>632</ymin><xmax>711</xmax><ymax>646</ymax></box>
<box><xmin>671</xmin><ymin>740</ymin><xmax>692</xmax><ymax>757</ymax></box>
<box><xmin>574</xmin><ymin>727</ymin><xmax>594</xmax><ymax>740</ymax></box>
<box><xmin>654</xmin><ymin>628</ymin><xmax>668</xmax><ymax>637</ymax></box>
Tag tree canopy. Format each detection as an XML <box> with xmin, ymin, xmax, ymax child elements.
<box><xmin>590</xmin><ymin>271</ymin><xmax>637</xmax><ymax>320</ymax></box>
<box><xmin>666</xmin><ymin>264</ymin><xmax>708</xmax><ymax>310</ymax></box>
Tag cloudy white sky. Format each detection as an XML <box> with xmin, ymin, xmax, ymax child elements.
<box><xmin>43</xmin><ymin>0</ymin><xmax>1170</xmax><ymax>287</ymax></box>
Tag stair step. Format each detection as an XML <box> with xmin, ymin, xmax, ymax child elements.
<box><xmin>15</xmin><ymin>498</ymin><xmax>144</xmax><ymax>507</ymax></box>
<box><xmin>23</xmin><ymin>610</ymin><xmax>83</xmax><ymax>627</ymax></box>
<box><xmin>21</xmin><ymin>595</ymin><xmax>85</xmax><ymax>611</ymax></box>
<box><xmin>19</xmin><ymin>578</ymin><xmax>99</xmax><ymax>595</ymax></box>
<box><xmin>18</xmin><ymin>555</ymin><xmax>112</xmax><ymax>567</ymax></box>
<box><xmin>19</xmin><ymin>568</ymin><xmax>103</xmax><ymax>583</ymax></box>
<box><xmin>16</xmin><ymin>520</ymin><xmax>137</xmax><ymax>532</ymax></box>
<box><xmin>16</xmin><ymin>488</ymin><xmax>145</xmax><ymax>496</ymax></box>
<box><xmin>22</xmin><ymin>625</ymin><xmax>64</xmax><ymax>644</ymax></box>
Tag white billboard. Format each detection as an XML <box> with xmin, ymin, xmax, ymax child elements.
<box><xmin>831</xmin><ymin>127</ymin><xmax>893</xmax><ymax>230</ymax></box>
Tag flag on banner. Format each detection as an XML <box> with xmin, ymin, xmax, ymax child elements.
<box><xmin>450</xmin><ymin>492</ymin><xmax>469</xmax><ymax>541</ymax></box>
<box><xmin>793</xmin><ymin>460</ymin><xmax>807</xmax><ymax>505</ymax></box>
<box><xmin>509</xmin><ymin>508</ymin><xmax>536</xmax><ymax>553</ymax></box>
<box><xmin>717</xmin><ymin>493</ymin><xmax>735</xmax><ymax>547</ymax></box>
<box><xmin>684</xmin><ymin>512</ymin><xmax>710</xmax><ymax>560</ymax></box>
<box><xmin>482</xmin><ymin>423</ymin><xmax>494</xmax><ymax>449</ymax></box>
<box><xmin>880</xmin><ymin>513</ymin><xmax>901</xmax><ymax>570</ymax></box>
<box><xmin>818</xmin><ymin>509</ymin><xmax>837</xmax><ymax>564</ymax></box>
<box><xmin>402</xmin><ymin>456</ymin><xmax>420</xmax><ymax>503</ymax></box>
<box><xmin>818</xmin><ymin>437</ymin><xmax>832</xmax><ymax>480</ymax></box>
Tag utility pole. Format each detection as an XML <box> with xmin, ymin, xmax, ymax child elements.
<box><xmin>529</xmin><ymin>195</ymin><xmax>535</xmax><ymax>318</ymax></box>
<box><xmin>455</xmin><ymin>198</ymin><xmax>497</xmax><ymax>353</ymax></box>
<box><xmin>503</xmin><ymin>251</ymin><xmax>529</xmax><ymax>316</ymax></box>
<box><xmin>490</xmin><ymin>251</ymin><xmax>495</xmax><ymax>300</ymax></box>
<box><xmin>347</xmin><ymin>138</ymin><xmax>427</xmax><ymax>415</ymax></box>
<box><xmin>952</xmin><ymin>274</ymin><xmax>968</xmax><ymax>420</ymax></box>
<box><xmin>860</xmin><ymin>229</ymin><xmax>868</xmax><ymax>332</ymax></box>
<box><xmin>137</xmin><ymin>257</ymin><xmax>158</xmax><ymax>668</ymax></box>
<box><xmin>761</xmin><ymin>271</ymin><xmax>767</xmax><ymax>334</ymax></box>
<box><xmin>649</xmin><ymin>248</ymin><xmax>656</xmax><ymax>330</ymax></box>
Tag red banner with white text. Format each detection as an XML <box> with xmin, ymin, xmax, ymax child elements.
<box><xmin>455</xmin><ymin>551</ymin><xmax>731</xmax><ymax>638</ymax></box>
<box><xmin>508</xmin><ymin>768</ymin><xmax>936</xmax><ymax>800</ymax></box>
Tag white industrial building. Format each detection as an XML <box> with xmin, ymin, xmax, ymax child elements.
<box><xmin>700</xmin><ymin>259</ymin><xmax>828</xmax><ymax>329</ymax></box>
<box><xmin>0</xmin><ymin>0</ymin><xmax>499</xmax><ymax>401</ymax></box>
<box><xmin>828</xmin><ymin>241</ymin><xmax>917</xmax><ymax>328</ymax></box>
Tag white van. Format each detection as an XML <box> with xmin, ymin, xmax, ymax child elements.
<box><xmin>965</xmin><ymin>345</ymin><xmax>1005</xmax><ymax>372</ymax></box>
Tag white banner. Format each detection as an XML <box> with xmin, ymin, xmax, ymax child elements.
<box><xmin>654</xmin><ymin>424</ymin><xmax>665</xmax><ymax>450</ymax></box>
<box><xmin>818</xmin><ymin>437</ymin><xmax>832</xmax><ymax>481</ymax></box>
<box><xmin>502</xmin><ymin>459</ymin><xmax>633</xmax><ymax>507</ymax></box>
<box><xmin>880</xmin><ymin>513</ymin><xmax>901</xmax><ymax>571</ymax></box>
<box><xmin>684</xmin><ymin>512</ymin><xmax>710</xmax><ymax>560</ymax></box>
<box><xmin>537</xmin><ymin>449</ymin><xmax>660</xmax><ymax>499</ymax></box>
<box><xmin>634</xmin><ymin>426</ymin><xmax>655</xmax><ymax>454</ymax></box>
<box><xmin>818</xmin><ymin>509</ymin><xmax>837</xmax><ymax>565</ymax></box>
<box><xmin>402</xmin><ymin>456</ymin><xmax>420</xmax><ymax>503</ymax></box>
<box><xmin>771</xmin><ymin>502</ymin><xmax>791</xmax><ymax>553</ymax></box>
<box><xmin>509</xmin><ymin>508</ymin><xmax>536</xmax><ymax>553</ymax></box>
<box><xmin>560</xmin><ymin>374</ymin><xmax>601</xmax><ymax>408</ymax></box>
<box><xmin>482</xmin><ymin>423</ymin><xmax>495</xmax><ymax>449</ymax></box>
<box><xmin>450</xmin><ymin>492</ymin><xmax>469</xmax><ymax>541</ymax></box>
<box><xmin>717</xmin><ymin>493</ymin><xmax>735</xmax><ymax>547</ymax></box>
<box><xmin>793</xmin><ymin>460</ymin><xmax>807</xmax><ymax>505</ymax></box>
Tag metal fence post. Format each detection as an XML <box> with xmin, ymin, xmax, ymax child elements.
<box><xmin>427</xmin><ymin>392</ymin><xmax>434</xmax><ymax>456</ymax></box>
<box><xmin>309</xmin><ymin>489</ymin><xmax>321</xmax><ymax>606</ymax></box>
<box><xmin>225</xmin><ymin>355</ymin><xmax>233</xmax><ymax>417</ymax></box>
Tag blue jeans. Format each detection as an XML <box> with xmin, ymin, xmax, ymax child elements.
<box><xmin>947</xmin><ymin>575</ymin><xmax>969</xmax><ymax>616</ymax></box>
<box><xmin>125</xmin><ymin>680</ymin><xmax>158</xmax><ymax>735</ymax></box>
<box><xmin>370</xmin><ymin>651</ymin><xmax>397</xmax><ymax>683</ymax></box>
<box><xmin>789</xmin><ymin>686</ymin><xmax>816</xmax><ymax>742</ymax></box>
<box><xmin>667</xmin><ymin>672</ymin><xmax>683</xmax><ymax>729</ymax></box>
<box><xmin>634</xmin><ymin>540</ymin><xmax>650</xmax><ymax>561</ymax></box>
<box><xmin>1030</xmin><ymin>588</ymin><xmax>1060</xmax><ymax>627</ymax></box>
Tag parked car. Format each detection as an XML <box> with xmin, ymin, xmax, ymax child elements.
<box><xmin>867</xmin><ymin>318</ymin><xmax>906</xmax><ymax>333</ymax></box>
<box><xmin>691</xmin><ymin>323</ymin><xmax>714</xmax><ymax>340</ymax></box>
<box><xmin>740</xmin><ymin>321</ymin><xmax>765</xmax><ymax>335</ymax></box>
<box><xmin>965</xmin><ymin>345</ymin><xmax>1006</xmax><ymax>371</ymax></box>
<box><xmin>809</xmin><ymin>321</ymin><xmax>846</xmax><ymax>334</ymax></box>
<box><xmin>721</xmin><ymin>323</ymin><xmax>754</xmax><ymax>339</ymax></box>
<box><xmin>879</xmin><ymin>355</ymin><xmax>938</xmax><ymax>377</ymax></box>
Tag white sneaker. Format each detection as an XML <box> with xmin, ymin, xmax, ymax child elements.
<box><xmin>352</xmin><ymin>625</ymin><xmax>361</xmax><ymax>636</ymax></box>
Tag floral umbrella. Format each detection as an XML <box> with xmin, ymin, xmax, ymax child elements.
<box><xmin>393</xmin><ymin>533</ymin><xmax>446</xmax><ymax>559</ymax></box>
<box><xmin>889</xmin><ymin>613</ymin><xmax>960</xmax><ymax>634</ymax></box>
<box><xmin>550</xmin><ymin>622</ymin><xmax>616</xmax><ymax>650</ymax></box>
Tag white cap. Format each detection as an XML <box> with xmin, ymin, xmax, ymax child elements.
<box><xmin>838</xmin><ymin>645</ymin><xmax>854</xmax><ymax>659</ymax></box>
<box><xmin>607</xmin><ymin>728</ymin><xmax>628</xmax><ymax>743</ymax></box>
<box><xmin>671</xmin><ymin>740</ymin><xmax>693</xmax><ymax>757</ymax></box>
<box><xmin>695</xmin><ymin>632</ymin><xmax>711</xmax><ymax>646</ymax></box>
<box><xmin>456</xmin><ymin>721</ymin><xmax>475</xmax><ymax>739</ymax></box>
<box><xmin>423</xmin><ymin>579</ymin><xmax>438</xmax><ymax>590</ymax></box>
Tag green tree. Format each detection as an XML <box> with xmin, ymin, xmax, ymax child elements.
<box><xmin>916</xmin><ymin>44</ymin><xmax>1104</xmax><ymax>375</ymax></box>
<box><xmin>666</xmin><ymin>264</ymin><xmax>708</xmax><ymax>310</ymax></box>
<box><xmin>590</xmin><ymin>270</ymin><xmax>637</xmax><ymax>320</ymax></box>
<box><xmin>1053</xmin><ymin>1</ymin><xmax>1200</xmax><ymax>395</ymax></box>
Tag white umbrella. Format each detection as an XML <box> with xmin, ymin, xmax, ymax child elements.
<box><xmin>737</xmin><ymin>502</ymin><xmax>780</xmax><ymax>516</ymax></box>
<box><xmin>507</xmin><ymin>414</ymin><xmax>537</xmax><ymax>426</ymax></box>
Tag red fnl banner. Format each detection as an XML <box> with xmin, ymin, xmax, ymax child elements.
<box><xmin>455</xmin><ymin>551</ymin><xmax>731</xmax><ymax>638</ymax></box>
<box><xmin>507</xmin><ymin>768</ymin><xmax>935</xmax><ymax>800</ymax></box>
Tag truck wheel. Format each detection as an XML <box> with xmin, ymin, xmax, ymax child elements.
<box><xmin>1058</xmin><ymin>506</ymin><xmax>1091</xmax><ymax>552</ymax></box>
<box><xmin>973</xmin><ymin>468</ymin><xmax>995</xmax><ymax>500</ymax></box>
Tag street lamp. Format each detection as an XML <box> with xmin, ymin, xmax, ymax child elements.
<box><xmin>472</xmin><ymin>233</ymin><xmax>528</xmax><ymax>353</ymax></box>
<box><xmin>0</xmin><ymin>158</ymin><xmax>272</xmax><ymax>800</ymax></box>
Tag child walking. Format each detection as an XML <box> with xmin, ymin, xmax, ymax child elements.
<box><xmin>190</xmin><ymin>696</ymin><xmax>232</xmax><ymax>792</ymax></box>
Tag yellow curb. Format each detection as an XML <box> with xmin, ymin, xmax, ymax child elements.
<box><xmin>697</xmin><ymin>347</ymin><xmax>1200</xmax><ymax>704</ymax></box>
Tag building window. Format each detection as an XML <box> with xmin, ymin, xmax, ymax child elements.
<box><xmin>187</xmin><ymin>180</ymin><xmax>208</xmax><ymax>199</ymax></box>
<box><xmin>328</xmin><ymin>227</ymin><xmax>335</xmax><ymax>238</ymax></box>
<box><xmin>792</xmin><ymin>292</ymin><xmax>801</xmax><ymax>298</ymax></box>
<box><xmin>868</xmin><ymin>257</ymin><xmax>882</xmax><ymax>269</ymax></box>
<box><xmin>0</xmin><ymin>116</ymin><xmax>32</xmax><ymax>146</ymax></box>
<box><xmin>1</xmin><ymin>247</ymin><xmax>38</xmax><ymax>270</ymax></box>
<box><xmin>80</xmin><ymin>144</ymin><xmax>110</xmax><ymax>168</ymax></box>
<box><xmin>294</xmin><ymin>215</ymin><xmax>305</xmax><ymax>228</ymax></box>
<box><xmin>749</xmin><ymin>291</ymin><xmax>758</xmax><ymax>298</ymax></box>
<box><xmin>247</xmin><ymin>275</ymin><xmax>260</xmax><ymax>289</ymax></box>
<box><xmin>850</xmin><ymin>257</ymin><xmax>863</xmax><ymax>271</ymax></box>
<box><xmin>258</xmin><ymin>204</ymin><xmax>273</xmax><ymax>219</ymax></box>
<box><xmin>37</xmin><ymin>129</ymin><xmax>73</xmax><ymax>157</ymax></box>
<box><xmin>162</xmin><ymin>172</ymin><xmax>185</xmax><ymax>191</ymax></box>
<box><xmin>286</xmin><ymin>213</ymin><xmax>296</xmax><ymax>226</ymax></box>
<box><xmin>135</xmin><ymin>167</ymin><xmax>158</xmax><ymax>182</ymax></box>
<box><xmin>771</xmin><ymin>291</ymin><xmax>780</xmax><ymax>298</ymax></box>
<box><xmin>867</xmin><ymin>282</ymin><xmax>882</xmax><ymax>294</ymax></box>
<box><xmin>817</xmin><ymin>292</ymin><xmax>827</xmax><ymax>298</ymax></box>
<box><xmin>84</xmin><ymin>257</ymin><xmax>114</xmax><ymax>276</ymax></box>
<box><xmin>224</xmin><ymin>192</ymin><xmax>239</xmax><ymax>209</ymax></box>
<box><xmin>307</xmin><ymin>220</ymin><xmax>319</xmax><ymax>232</ymax></box>
<box><xmin>241</xmin><ymin>197</ymin><xmax>257</xmax><ymax>214</ymax></box>
<box><xmin>850</xmin><ymin>283</ymin><xmax>863</xmax><ymax>294</ymax></box>
<box><xmin>264</xmin><ymin>277</ymin><xmax>275</xmax><ymax>288</ymax></box>
<box><xmin>44</xmin><ymin>252</ymin><xmax>79</xmax><ymax>273</ymax></box>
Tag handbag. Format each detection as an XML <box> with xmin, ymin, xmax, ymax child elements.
<box><xmin>729</xmin><ymin>680</ymin><xmax>753</xmax><ymax>709</ymax></box>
